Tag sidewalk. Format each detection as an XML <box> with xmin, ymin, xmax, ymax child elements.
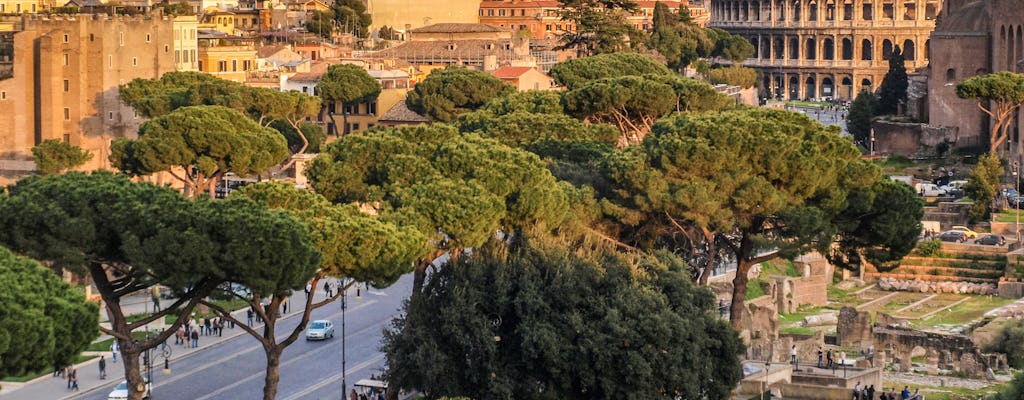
<box><xmin>0</xmin><ymin>288</ymin><xmax>336</xmax><ymax>400</ymax></box>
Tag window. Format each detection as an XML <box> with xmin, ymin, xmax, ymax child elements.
<box><xmin>63</xmin><ymin>134</ymin><xmax>70</xmax><ymax>143</ymax></box>
<box><xmin>352</xmin><ymin>123</ymin><xmax>360</xmax><ymax>131</ymax></box>
<box><xmin>0</xmin><ymin>91</ymin><xmax>5</xmax><ymax>100</ymax></box>
<box><xmin>946</xmin><ymin>68</ymin><xmax>956</xmax><ymax>82</ymax></box>
<box><xmin>146</xmin><ymin>34</ymin><xmax>151</xmax><ymax>43</ymax></box>
<box><xmin>64</xmin><ymin>108</ymin><xmax>70</xmax><ymax>120</ymax></box>
<box><xmin>368</xmin><ymin>102</ymin><xmax>377</xmax><ymax>115</ymax></box>
<box><xmin>63</xmin><ymin>80</ymin><xmax>69</xmax><ymax>92</ymax></box>
<box><xmin>546</xmin><ymin>24</ymin><xmax>551</xmax><ymax>31</ymax></box>
<box><xmin>119</xmin><ymin>32</ymin><xmax>124</xmax><ymax>46</ymax></box>
<box><xmin>89</xmin><ymin>34</ymin><xmax>94</xmax><ymax>41</ymax></box>
<box><xmin>63</xmin><ymin>54</ymin><xmax>69</xmax><ymax>66</ymax></box>
<box><xmin>108</xmin><ymin>55</ymin><xmax>112</xmax><ymax>68</ymax></box>
<box><xmin>487</xmin><ymin>9</ymin><xmax>493</xmax><ymax>16</ymax></box>
<box><xmin>498</xmin><ymin>9</ymin><xmax>506</xmax><ymax>16</ymax></box>
<box><xmin>198</xmin><ymin>60</ymin><xmax>204</xmax><ymax>71</ymax></box>
<box><xmin>109</xmin><ymin>112</ymin><xmax>114</xmax><ymax>120</ymax></box>
<box><xmin>165</xmin><ymin>45</ymin><xmax>169</xmax><ymax>53</ymax></box>
<box><xmin>479</xmin><ymin>9</ymin><xmax>483</xmax><ymax>16</ymax></box>
<box><xmin>63</xmin><ymin>34</ymin><xmax>69</xmax><ymax>43</ymax></box>
<box><xmin>232</xmin><ymin>60</ymin><xmax>237</xmax><ymax>71</ymax></box>
<box><xmin>175</xmin><ymin>50</ymin><xmax>181</xmax><ymax>63</ymax></box>
<box><xmin>132</xmin><ymin>57</ymin><xmax>138</xmax><ymax>66</ymax></box>
<box><xmin>302</xmin><ymin>86</ymin><xmax>308</xmax><ymax>93</ymax></box>
<box><xmin>31</xmin><ymin>3</ymin><xmax>35</xmax><ymax>12</ymax></box>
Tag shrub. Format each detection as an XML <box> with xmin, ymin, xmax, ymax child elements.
<box><xmin>916</xmin><ymin>239</ymin><xmax>942</xmax><ymax>257</ymax></box>
<box><xmin>984</xmin><ymin>319</ymin><xmax>1024</xmax><ymax>369</ymax></box>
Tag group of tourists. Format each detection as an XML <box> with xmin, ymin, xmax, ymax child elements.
<box><xmin>174</xmin><ymin>315</ymin><xmax>231</xmax><ymax>348</ymax></box>
<box><xmin>53</xmin><ymin>363</ymin><xmax>80</xmax><ymax>391</ymax></box>
<box><xmin>853</xmin><ymin>382</ymin><xmax>921</xmax><ymax>400</ymax></box>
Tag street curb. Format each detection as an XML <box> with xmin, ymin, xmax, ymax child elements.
<box><xmin>55</xmin><ymin>306</ymin><xmax>320</xmax><ymax>400</ymax></box>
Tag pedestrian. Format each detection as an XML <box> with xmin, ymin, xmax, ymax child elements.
<box><xmin>176</xmin><ymin>326</ymin><xmax>185</xmax><ymax>345</ymax></box>
<box><xmin>817</xmin><ymin>347</ymin><xmax>824</xmax><ymax>367</ymax></box>
<box><xmin>325</xmin><ymin>280</ymin><xmax>333</xmax><ymax>298</ymax></box>
<box><xmin>889</xmin><ymin>388</ymin><xmax>896</xmax><ymax>400</ymax></box>
<box><xmin>911</xmin><ymin>388</ymin><xmax>920</xmax><ymax>400</ymax></box>
<box><xmin>852</xmin><ymin>381</ymin><xmax>861</xmax><ymax>400</ymax></box>
<box><xmin>190</xmin><ymin>329</ymin><xmax>199</xmax><ymax>348</ymax></box>
<box><xmin>217</xmin><ymin>318</ymin><xmax>224</xmax><ymax>337</ymax></box>
<box><xmin>151</xmin><ymin>286</ymin><xmax>161</xmax><ymax>312</ymax></box>
<box><xmin>204</xmin><ymin>317</ymin><xmax>211</xmax><ymax>336</ymax></box>
<box><xmin>790</xmin><ymin>345</ymin><xmax>797</xmax><ymax>365</ymax></box>
<box><xmin>880</xmin><ymin>391</ymin><xmax>888</xmax><ymax>400</ymax></box>
<box><xmin>867</xmin><ymin>384</ymin><xmax>875</xmax><ymax>400</ymax></box>
<box><xmin>247</xmin><ymin>308</ymin><xmax>254</xmax><ymax>326</ymax></box>
<box><xmin>99</xmin><ymin>355</ymin><xmax>107</xmax><ymax>379</ymax></box>
<box><xmin>282</xmin><ymin>297</ymin><xmax>289</xmax><ymax>314</ymax></box>
<box><xmin>66</xmin><ymin>366</ymin><xmax>73</xmax><ymax>389</ymax></box>
<box><xmin>349</xmin><ymin>389</ymin><xmax>358</xmax><ymax>400</ymax></box>
<box><xmin>111</xmin><ymin>341</ymin><xmax>119</xmax><ymax>363</ymax></box>
<box><xmin>826</xmin><ymin>348</ymin><xmax>834</xmax><ymax>368</ymax></box>
<box><xmin>305</xmin><ymin>281</ymin><xmax>312</xmax><ymax>300</ymax></box>
<box><xmin>69</xmin><ymin>367</ymin><xmax>79</xmax><ymax>391</ymax></box>
<box><xmin>53</xmin><ymin>361</ymin><xmax>63</xmax><ymax>377</ymax></box>
<box><xmin>901</xmin><ymin>386</ymin><xmax>910</xmax><ymax>400</ymax></box>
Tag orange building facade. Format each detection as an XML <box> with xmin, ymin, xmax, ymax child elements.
<box><xmin>478</xmin><ymin>0</ymin><xmax>709</xmax><ymax>40</ymax></box>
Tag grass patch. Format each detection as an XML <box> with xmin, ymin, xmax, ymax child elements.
<box><xmin>780</xmin><ymin>326</ymin><xmax>817</xmax><ymax>335</ymax></box>
<box><xmin>87</xmin><ymin>331</ymin><xmax>149</xmax><ymax>352</ymax></box>
<box><xmin>1</xmin><ymin>355</ymin><xmax>97</xmax><ymax>382</ymax></box>
<box><xmin>746</xmin><ymin>279</ymin><xmax>767</xmax><ymax>300</ymax></box>
<box><xmin>994</xmin><ymin>209</ymin><xmax>1024</xmax><ymax>223</ymax></box>
<box><xmin>883</xmin><ymin>381</ymin><xmax>1007</xmax><ymax>400</ymax></box>
<box><xmin>913</xmin><ymin>295</ymin><xmax>1018</xmax><ymax>328</ymax></box>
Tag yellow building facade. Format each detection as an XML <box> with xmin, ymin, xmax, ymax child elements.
<box><xmin>0</xmin><ymin>0</ymin><xmax>51</xmax><ymax>14</ymax></box>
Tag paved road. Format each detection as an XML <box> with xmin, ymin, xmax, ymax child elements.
<box><xmin>75</xmin><ymin>275</ymin><xmax>412</xmax><ymax>400</ymax></box>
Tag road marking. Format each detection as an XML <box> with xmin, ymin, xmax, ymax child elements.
<box><xmin>281</xmin><ymin>353</ymin><xmax>386</xmax><ymax>400</ymax></box>
<box><xmin>193</xmin><ymin>311</ymin><xmax>385</xmax><ymax>400</ymax></box>
<box><xmin>155</xmin><ymin>300</ymin><xmax>378</xmax><ymax>390</ymax></box>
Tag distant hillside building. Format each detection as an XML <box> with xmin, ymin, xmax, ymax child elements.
<box><xmin>0</xmin><ymin>14</ymin><xmax>176</xmax><ymax>180</ymax></box>
<box><xmin>927</xmin><ymin>0</ymin><xmax>1024</xmax><ymax>154</ymax></box>
<box><xmin>478</xmin><ymin>0</ymin><xmax>710</xmax><ymax>40</ymax></box>
<box><xmin>366</xmin><ymin>0</ymin><xmax>481</xmax><ymax>34</ymax></box>
<box><xmin>490</xmin><ymin>66</ymin><xmax>553</xmax><ymax>91</ymax></box>
<box><xmin>710</xmin><ymin>0</ymin><xmax>940</xmax><ymax>101</ymax></box>
<box><xmin>372</xmin><ymin>23</ymin><xmax>533</xmax><ymax>69</ymax></box>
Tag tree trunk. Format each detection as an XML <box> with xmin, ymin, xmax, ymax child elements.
<box><xmin>729</xmin><ymin>258</ymin><xmax>753</xmax><ymax>328</ymax></box>
<box><xmin>262</xmin><ymin>347</ymin><xmax>283</xmax><ymax>400</ymax></box>
<box><xmin>121</xmin><ymin>346</ymin><xmax>147</xmax><ymax>400</ymax></box>
<box><xmin>698</xmin><ymin>228</ymin><xmax>717</xmax><ymax>286</ymax></box>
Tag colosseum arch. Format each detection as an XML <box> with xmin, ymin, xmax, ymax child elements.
<box><xmin>789</xmin><ymin>75</ymin><xmax>800</xmax><ymax>99</ymax></box>
<box><xmin>805</xmin><ymin>37</ymin><xmax>816</xmax><ymax>59</ymax></box>
<box><xmin>822</xmin><ymin>77</ymin><xmax>835</xmax><ymax>98</ymax></box>
<box><xmin>840</xmin><ymin>76</ymin><xmax>853</xmax><ymax>99</ymax></box>
<box><xmin>752</xmin><ymin>0</ymin><xmax>761</xmax><ymax>21</ymax></box>
<box><xmin>808</xmin><ymin>0</ymin><xmax>818</xmax><ymax>20</ymax></box>
<box><xmin>925</xmin><ymin>0</ymin><xmax>939</xmax><ymax>20</ymax></box>
<box><xmin>805</xmin><ymin>76</ymin><xmax>816</xmax><ymax>100</ymax></box>
<box><xmin>774</xmin><ymin>36</ymin><xmax>785</xmax><ymax>59</ymax></box>
<box><xmin>776</xmin><ymin>0</ymin><xmax>786</xmax><ymax>21</ymax></box>
<box><xmin>750</xmin><ymin>37</ymin><xmax>760</xmax><ymax>58</ymax></box>
<box><xmin>861</xmin><ymin>39</ymin><xmax>873</xmax><ymax>60</ymax></box>
<box><xmin>789</xmin><ymin>37</ymin><xmax>799</xmax><ymax>59</ymax></box>
<box><xmin>881</xmin><ymin>0</ymin><xmax>894</xmax><ymax>20</ymax></box>
<box><xmin>763</xmin><ymin>38</ymin><xmax>771</xmax><ymax>59</ymax></box>
<box><xmin>903</xmin><ymin>0</ymin><xmax>916</xmax><ymax>20</ymax></box>
<box><xmin>841</xmin><ymin>0</ymin><xmax>853</xmax><ymax>21</ymax></box>
<box><xmin>903</xmin><ymin>39</ymin><xmax>915</xmax><ymax>60</ymax></box>
<box><xmin>791</xmin><ymin>0</ymin><xmax>801</xmax><ymax>21</ymax></box>
<box><xmin>824</xmin><ymin>0</ymin><xmax>836</xmax><ymax>21</ymax></box>
<box><xmin>841</xmin><ymin>38</ymin><xmax>853</xmax><ymax>60</ymax></box>
<box><xmin>882</xmin><ymin>39</ymin><xmax>893</xmax><ymax>58</ymax></box>
<box><xmin>823</xmin><ymin>37</ymin><xmax>835</xmax><ymax>60</ymax></box>
<box><xmin>741</xmin><ymin>0</ymin><xmax>749</xmax><ymax>21</ymax></box>
<box><xmin>860</xmin><ymin>78</ymin><xmax>872</xmax><ymax>92</ymax></box>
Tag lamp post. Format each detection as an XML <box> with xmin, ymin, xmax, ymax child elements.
<box><xmin>343</xmin><ymin>110</ymin><xmax>350</xmax><ymax>135</ymax></box>
<box><xmin>870</xmin><ymin>128</ymin><xmax>875</xmax><ymax>156</ymax></box>
<box><xmin>762</xmin><ymin>361</ymin><xmax>770</xmax><ymax>400</ymax></box>
<box><xmin>1015</xmin><ymin>162</ymin><xmax>1020</xmax><ymax>244</ymax></box>
<box><xmin>340</xmin><ymin>279</ymin><xmax>347</xmax><ymax>400</ymax></box>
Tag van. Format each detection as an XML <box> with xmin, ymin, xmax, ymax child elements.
<box><xmin>914</xmin><ymin>183</ymin><xmax>947</xmax><ymax>197</ymax></box>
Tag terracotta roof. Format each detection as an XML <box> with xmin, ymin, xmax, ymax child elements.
<box><xmin>373</xmin><ymin>39</ymin><xmax>517</xmax><ymax>61</ymax></box>
<box><xmin>934</xmin><ymin>1</ymin><xmax>990</xmax><ymax>34</ymax></box>
<box><xmin>288</xmin><ymin>72</ymin><xmax>323</xmax><ymax>83</ymax></box>
<box><xmin>490</xmin><ymin>66</ymin><xmax>534</xmax><ymax>78</ymax></box>
<box><xmin>378</xmin><ymin>101</ymin><xmax>431</xmax><ymax>123</ymax></box>
<box><xmin>409</xmin><ymin>23</ymin><xmax>506</xmax><ymax>34</ymax></box>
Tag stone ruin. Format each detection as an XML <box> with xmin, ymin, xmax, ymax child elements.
<box><xmin>877</xmin><ymin>277</ymin><xmax>998</xmax><ymax>295</ymax></box>
<box><xmin>836</xmin><ymin>306</ymin><xmax>1001</xmax><ymax>378</ymax></box>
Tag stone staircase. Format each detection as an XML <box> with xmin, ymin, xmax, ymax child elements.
<box><xmin>865</xmin><ymin>249</ymin><xmax>1007</xmax><ymax>284</ymax></box>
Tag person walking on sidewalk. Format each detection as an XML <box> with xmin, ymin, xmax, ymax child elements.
<box><xmin>110</xmin><ymin>341</ymin><xmax>119</xmax><ymax>363</ymax></box>
<box><xmin>99</xmin><ymin>355</ymin><xmax>107</xmax><ymax>379</ymax></box>
<box><xmin>151</xmin><ymin>286</ymin><xmax>161</xmax><ymax>312</ymax></box>
<box><xmin>203</xmin><ymin>317</ymin><xmax>211</xmax><ymax>336</ymax></box>
<box><xmin>70</xmin><ymin>367</ymin><xmax>79</xmax><ymax>392</ymax></box>
<box><xmin>66</xmin><ymin>366</ymin><xmax>73</xmax><ymax>389</ymax></box>
<box><xmin>190</xmin><ymin>329</ymin><xmax>199</xmax><ymax>348</ymax></box>
<box><xmin>247</xmin><ymin>308</ymin><xmax>254</xmax><ymax>326</ymax></box>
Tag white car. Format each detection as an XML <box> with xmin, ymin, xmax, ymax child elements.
<box><xmin>305</xmin><ymin>319</ymin><xmax>335</xmax><ymax>341</ymax></box>
<box><xmin>108</xmin><ymin>380</ymin><xmax>150</xmax><ymax>400</ymax></box>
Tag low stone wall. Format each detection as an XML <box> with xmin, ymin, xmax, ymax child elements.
<box><xmin>877</xmin><ymin>277</ymin><xmax>998</xmax><ymax>295</ymax></box>
<box><xmin>998</xmin><ymin>282</ymin><xmax>1024</xmax><ymax>298</ymax></box>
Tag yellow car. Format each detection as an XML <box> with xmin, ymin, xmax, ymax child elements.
<box><xmin>950</xmin><ymin>226</ymin><xmax>979</xmax><ymax>239</ymax></box>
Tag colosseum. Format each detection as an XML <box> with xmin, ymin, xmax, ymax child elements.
<box><xmin>709</xmin><ymin>0</ymin><xmax>940</xmax><ymax>101</ymax></box>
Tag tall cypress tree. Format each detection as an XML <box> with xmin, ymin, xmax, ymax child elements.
<box><xmin>877</xmin><ymin>46</ymin><xmax>908</xmax><ymax>115</ymax></box>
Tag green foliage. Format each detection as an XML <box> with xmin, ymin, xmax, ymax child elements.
<box><xmin>956</xmin><ymin>71</ymin><xmax>1024</xmax><ymax>154</ymax></box>
<box><xmin>0</xmin><ymin>246</ymin><xmax>98</xmax><ymax>379</ymax></box>
<box><xmin>829</xmin><ymin>179</ymin><xmax>924</xmax><ymax>271</ymax></box>
<box><xmin>562</xmin><ymin>74</ymin><xmax>734</xmax><ymax>144</ymax></box>
<box><xmin>317</xmin><ymin>64</ymin><xmax>381</xmax><ymax>107</ymax></box>
<box><xmin>989</xmin><ymin>372</ymin><xmax>1024</xmax><ymax>400</ymax></box>
<box><xmin>706</xmin><ymin>66</ymin><xmax>757</xmax><ymax>88</ymax></box>
<box><xmin>405</xmin><ymin>68</ymin><xmax>515</xmax><ymax>122</ymax></box>
<box><xmin>159</xmin><ymin>2</ymin><xmax>191</xmax><ymax>16</ymax></box>
<box><xmin>382</xmin><ymin>242</ymin><xmax>744</xmax><ymax>400</ymax></box>
<box><xmin>31</xmin><ymin>139</ymin><xmax>93</xmax><ymax>175</ymax></box>
<box><xmin>478</xmin><ymin>90</ymin><xmax>566</xmax><ymax>115</ymax></box>
<box><xmin>330</xmin><ymin>0</ymin><xmax>372</xmax><ymax>38</ymax></box>
<box><xmin>305</xmin><ymin>10</ymin><xmax>335</xmax><ymax>39</ymax></box>
<box><xmin>307</xmin><ymin>125</ymin><xmax>570</xmax><ymax>250</ymax></box>
<box><xmin>848</xmin><ymin>90</ymin><xmax>879</xmax><ymax>145</ymax></box>
<box><xmin>556</xmin><ymin>0</ymin><xmax>641</xmax><ymax>57</ymax></box>
<box><xmin>110</xmin><ymin>105</ymin><xmax>289</xmax><ymax>197</ymax></box>
<box><xmin>984</xmin><ymin>320</ymin><xmax>1024</xmax><ymax>369</ymax></box>
<box><xmin>916</xmin><ymin>239</ymin><xmax>942</xmax><ymax>257</ymax></box>
<box><xmin>272</xmin><ymin>120</ymin><xmax>326</xmax><ymax>154</ymax></box>
<box><xmin>877</xmin><ymin>46</ymin><xmax>908</xmax><ymax>115</ymax></box>
<box><xmin>706</xmin><ymin>28</ymin><xmax>755</xmax><ymax>63</ymax></box>
<box><xmin>965</xmin><ymin>154</ymin><xmax>1003</xmax><ymax>221</ymax></box>
<box><xmin>233</xmin><ymin>182</ymin><xmax>426</xmax><ymax>287</ymax></box>
<box><xmin>548</xmin><ymin>52</ymin><xmax>672</xmax><ymax>90</ymax></box>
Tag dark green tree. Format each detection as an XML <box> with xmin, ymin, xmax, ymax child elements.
<box><xmin>382</xmin><ymin>242</ymin><xmax>744</xmax><ymax>400</ymax></box>
<box><xmin>956</xmin><ymin>71</ymin><xmax>1024</xmax><ymax>154</ymax></box>
<box><xmin>271</xmin><ymin>120</ymin><xmax>327</xmax><ymax>154</ymax></box>
<box><xmin>159</xmin><ymin>1</ymin><xmax>191</xmax><ymax>16</ymax></box>
<box><xmin>0</xmin><ymin>172</ymin><xmax>229</xmax><ymax>400</ymax></box>
<box><xmin>983</xmin><ymin>319</ymin><xmax>1024</xmax><ymax>369</ymax></box>
<box><xmin>877</xmin><ymin>45</ymin><xmax>908</xmax><ymax>115</ymax></box>
<box><xmin>556</xmin><ymin>0</ymin><xmax>640</xmax><ymax>57</ymax></box>
<box><xmin>602</xmin><ymin>108</ymin><xmax>880</xmax><ymax>326</ymax></box>
<box><xmin>710</xmin><ymin>29</ymin><xmax>755</xmax><ymax>63</ymax></box>
<box><xmin>331</xmin><ymin>0</ymin><xmax>372</xmax><ymax>38</ymax></box>
<box><xmin>0</xmin><ymin>246</ymin><xmax>98</xmax><ymax>379</ymax></box>
<box><xmin>110</xmin><ymin>105</ymin><xmax>289</xmax><ymax>198</ymax></box>
<box><xmin>316</xmin><ymin>64</ymin><xmax>382</xmax><ymax>132</ymax></box>
<box><xmin>990</xmin><ymin>372</ymin><xmax>1024</xmax><ymax>400</ymax></box>
<box><xmin>548</xmin><ymin>52</ymin><xmax>672</xmax><ymax>90</ymax></box>
<box><xmin>405</xmin><ymin>68</ymin><xmax>515</xmax><ymax>122</ymax></box>
<box><xmin>306</xmin><ymin>125</ymin><xmax>570</xmax><ymax>292</ymax></box>
<box><xmin>119</xmin><ymin>71</ymin><xmax>248</xmax><ymax>118</ymax></box>
<box><xmin>31</xmin><ymin>139</ymin><xmax>93</xmax><ymax>175</ymax></box>
<box><xmin>965</xmin><ymin>153</ymin><xmax>1004</xmax><ymax>222</ymax></box>
<box><xmin>847</xmin><ymin>90</ymin><xmax>878</xmax><ymax>146</ymax></box>
<box><xmin>828</xmin><ymin>179</ymin><xmax>924</xmax><ymax>272</ymax></box>
<box><xmin>705</xmin><ymin>66</ymin><xmax>758</xmax><ymax>88</ymax></box>
<box><xmin>305</xmin><ymin>10</ymin><xmax>335</xmax><ymax>39</ymax></box>
<box><xmin>562</xmin><ymin>74</ymin><xmax>734</xmax><ymax>145</ymax></box>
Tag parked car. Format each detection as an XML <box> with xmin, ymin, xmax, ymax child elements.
<box><xmin>950</xmin><ymin>226</ymin><xmax>979</xmax><ymax>238</ymax></box>
<box><xmin>936</xmin><ymin>231</ymin><xmax>967</xmax><ymax>243</ymax></box>
<box><xmin>108</xmin><ymin>380</ymin><xmax>150</xmax><ymax>400</ymax></box>
<box><xmin>915</xmin><ymin>183</ymin><xmax>947</xmax><ymax>197</ymax></box>
<box><xmin>975</xmin><ymin>234</ymin><xmax>1006</xmax><ymax>246</ymax></box>
<box><xmin>305</xmin><ymin>319</ymin><xmax>334</xmax><ymax>341</ymax></box>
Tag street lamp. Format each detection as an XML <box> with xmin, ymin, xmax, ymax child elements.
<box><xmin>343</xmin><ymin>110</ymin><xmax>350</xmax><ymax>135</ymax></box>
<box><xmin>762</xmin><ymin>361</ymin><xmax>770</xmax><ymax>400</ymax></box>
<box><xmin>340</xmin><ymin>279</ymin><xmax>347</xmax><ymax>400</ymax></box>
<box><xmin>870</xmin><ymin>128</ymin><xmax>875</xmax><ymax>155</ymax></box>
<box><xmin>144</xmin><ymin>345</ymin><xmax>171</xmax><ymax>399</ymax></box>
<box><xmin>1014</xmin><ymin>162</ymin><xmax>1020</xmax><ymax>244</ymax></box>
